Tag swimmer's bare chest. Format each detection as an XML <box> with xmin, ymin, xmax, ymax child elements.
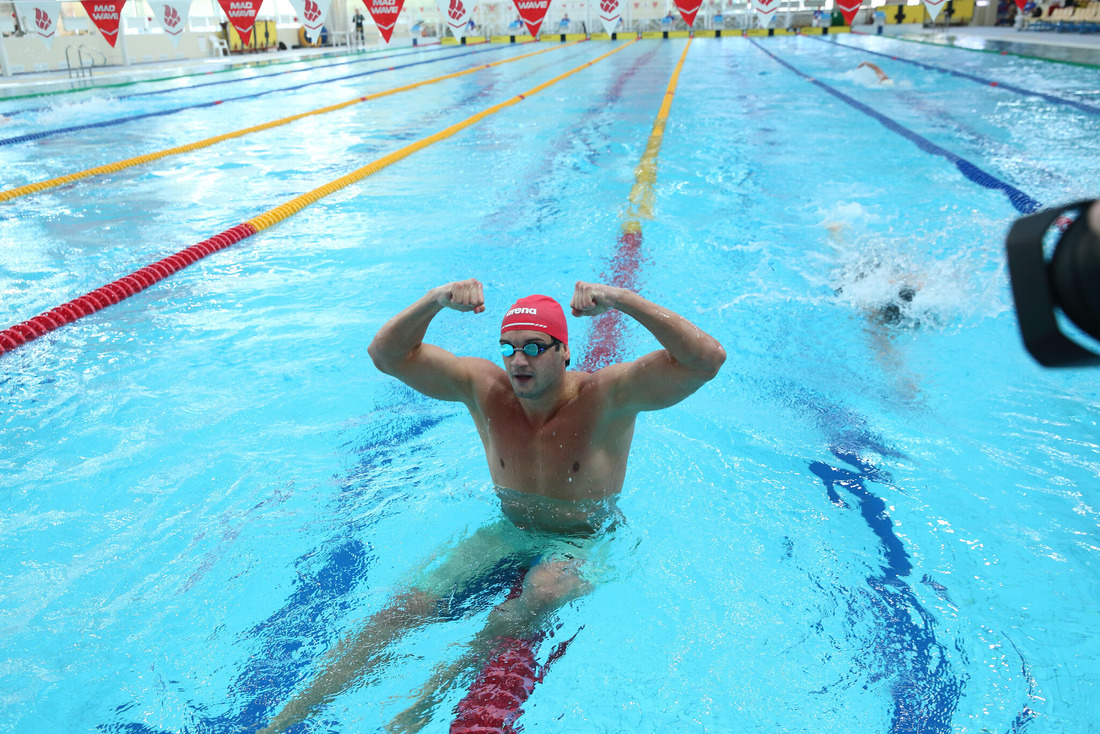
<box><xmin>471</xmin><ymin>378</ymin><xmax>635</xmax><ymax>503</ymax></box>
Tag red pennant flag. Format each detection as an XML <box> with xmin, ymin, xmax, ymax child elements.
<box><xmin>512</xmin><ymin>0</ymin><xmax>550</xmax><ymax>36</ymax></box>
<box><xmin>673</xmin><ymin>0</ymin><xmax>700</xmax><ymax>26</ymax></box>
<box><xmin>836</xmin><ymin>0</ymin><xmax>861</xmax><ymax>25</ymax></box>
<box><xmin>364</xmin><ymin>0</ymin><xmax>406</xmax><ymax>43</ymax></box>
<box><xmin>80</xmin><ymin>0</ymin><xmax>126</xmax><ymax>47</ymax></box>
<box><xmin>217</xmin><ymin>0</ymin><xmax>262</xmax><ymax>45</ymax></box>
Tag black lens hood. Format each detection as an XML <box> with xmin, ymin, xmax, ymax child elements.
<box><xmin>1006</xmin><ymin>199</ymin><xmax>1100</xmax><ymax>367</ymax></box>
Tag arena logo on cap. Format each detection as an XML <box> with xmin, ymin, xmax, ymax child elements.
<box><xmin>507</xmin><ymin>307</ymin><xmax>538</xmax><ymax>316</ymax></box>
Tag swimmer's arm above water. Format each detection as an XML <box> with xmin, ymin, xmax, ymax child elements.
<box><xmin>368</xmin><ymin>278</ymin><xmax>492</xmax><ymax>403</ymax></box>
<box><xmin>571</xmin><ymin>282</ymin><xmax>726</xmax><ymax>411</ymax></box>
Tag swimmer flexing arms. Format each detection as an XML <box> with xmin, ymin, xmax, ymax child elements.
<box><xmin>260</xmin><ymin>279</ymin><xmax>724</xmax><ymax>733</ymax></box>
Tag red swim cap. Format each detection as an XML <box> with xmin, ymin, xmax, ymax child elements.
<box><xmin>500</xmin><ymin>295</ymin><xmax>568</xmax><ymax>345</ymax></box>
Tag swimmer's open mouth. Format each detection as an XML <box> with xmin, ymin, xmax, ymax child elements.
<box><xmin>511</xmin><ymin>374</ymin><xmax>533</xmax><ymax>383</ymax></box>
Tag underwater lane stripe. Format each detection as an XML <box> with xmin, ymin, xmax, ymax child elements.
<box><xmin>246</xmin><ymin>39</ymin><xmax>635</xmax><ymax>234</ymax></box>
<box><xmin>808</xmin><ymin>35</ymin><xmax>1100</xmax><ymax>118</ymax></box>
<box><xmin>749</xmin><ymin>40</ymin><xmax>1042</xmax><ymax>215</ymax></box>
<box><xmin>0</xmin><ymin>45</ymin><xmax>516</xmax><ymax>148</ymax></box>
<box><xmin>0</xmin><ymin>41</ymin><xmax>582</xmax><ymax>204</ymax></box>
<box><xmin>0</xmin><ymin>40</ymin><xmax>636</xmax><ymax>357</ymax></box>
<box><xmin>850</xmin><ymin>29</ymin><xmax>1100</xmax><ymax>70</ymax></box>
<box><xmin>579</xmin><ymin>39</ymin><xmax>691</xmax><ymax>374</ymax></box>
<box><xmin>0</xmin><ymin>43</ymin><xmax>446</xmax><ymax>105</ymax></box>
<box><xmin>2</xmin><ymin>45</ymin><xmax>455</xmax><ymax>117</ymax></box>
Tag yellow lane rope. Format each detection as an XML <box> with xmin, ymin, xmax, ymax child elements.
<box><xmin>247</xmin><ymin>39</ymin><xmax>639</xmax><ymax>233</ymax></box>
<box><xmin>0</xmin><ymin>41</ymin><xmax>583</xmax><ymax>204</ymax></box>
<box><xmin>622</xmin><ymin>38</ymin><xmax>691</xmax><ymax>235</ymax></box>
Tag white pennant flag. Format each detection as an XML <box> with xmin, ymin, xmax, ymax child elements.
<box><xmin>922</xmin><ymin>0</ymin><xmax>946</xmax><ymax>21</ymax></box>
<box><xmin>593</xmin><ymin>0</ymin><xmax>621</xmax><ymax>34</ymax></box>
<box><xmin>288</xmin><ymin>0</ymin><xmax>332</xmax><ymax>42</ymax></box>
<box><xmin>14</xmin><ymin>1</ymin><xmax>62</xmax><ymax>49</ymax></box>
<box><xmin>435</xmin><ymin>0</ymin><xmax>473</xmax><ymax>39</ymax></box>
<box><xmin>750</xmin><ymin>0</ymin><xmax>778</xmax><ymax>27</ymax></box>
<box><xmin>148</xmin><ymin>0</ymin><xmax>193</xmax><ymax>48</ymax></box>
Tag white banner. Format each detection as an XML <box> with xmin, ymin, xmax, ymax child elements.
<box><xmin>288</xmin><ymin>0</ymin><xmax>332</xmax><ymax>42</ymax></box>
<box><xmin>14</xmin><ymin>1</ymin><xmax>62</xmax><ymax>49</ymax></box>
<box><xmin>922</xmin><ymin>0</ymin><xmax>946</xmax><ymax>21</ymax></box>
<box><xmin>435</xmin><ymin>0</ymin><xmax>473</xmax><ymax>39</ymax></box>
<box><xmin>593</xmin><ymin>0</ymin><xmax>621</xmax><ymax>35</ymax></box>
<box><xmin>750</xmin><ymin>0</ymin><xmax>777</xmax><ymax>27</ymax></box>
<box><xmin>148</xmin><ymin>0</ymin><xmax>193</xmax><ymax>48</ymax></box>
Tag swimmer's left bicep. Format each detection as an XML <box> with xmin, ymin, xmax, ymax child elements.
<box><xmin>605</xmin><ymin>350</ymin><xmax>715</xmax><ymax>413</ymax></box>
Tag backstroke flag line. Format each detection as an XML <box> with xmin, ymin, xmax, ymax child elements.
<box><xmin>750</xmin><ymin>0</ymin><xmax>777</xmax><ymax>27</ymax></box>
<box><xmin>217</xmin><ymin>0</ymin><xmax>262</xmax><ymax>45</ymax></box>
<box><xmin>673</xmin><ymin>0</ymin><xmax>700</xmax><ymax>26</ymax></box>
<box><xmin>80</xmin><ymin>0</ymin><xmax>126</xmax><ymax>47</ymax></box>
<box><xmin>512</xmin><ymin>0</ymin><xmax>551</xmax><ymax>36</ymax></box>
<box><xmin>364</xmin><ymin>0</ymin><xmax>406</xmax><ymax>43</ymax></box>
<box><xmin>14</xmin><ymin>1</ymin><xmax>62</xmax><ymax>49</ymax></box>
<box><xmin>594</xmin><ymin>0</ymin><xmax>621</xmax><ymax>35</ymax></box>
<box><xmin>435</xmin><ymin>0</ymin><xmax>473</xmax><ymax>40</ymax></box>
<box><xmin>148</xmin><ymin>0</ymin><xmax>192</xmax><ymax>47</ymax></box>
<box><xmin>922</xmin><ymin>0</ymin><xmax>947</xmax><ymax>21</ymax></box>
<box><xmin>288</xmin><ymin>0</ymin><xmax>332</xmax><ymax>42</ymax></box>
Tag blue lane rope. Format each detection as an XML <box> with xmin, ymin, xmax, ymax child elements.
<box><xmin>805</xmin><ymin>34</ymin><xmax>1100</xmax><ymax>119</ymax></box>
<box><xmin>1</xmin><ymin>46</ymin><xmax>451</xmax><ymax>118</ymax></box>
<box><xmin>750</xmin><ymin>39</ymin><xmax>1042</xmax><ymax>215</ymax></box>
<box><xmin>0</xmin><ymin>45</ymin><xmax>514</xmax><ymax>148</ymax></box>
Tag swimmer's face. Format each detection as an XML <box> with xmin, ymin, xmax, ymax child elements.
<box><xmin>500</xmin><ymin>329</ymin><xmax>570</xmax><ymax>400</ymax></box>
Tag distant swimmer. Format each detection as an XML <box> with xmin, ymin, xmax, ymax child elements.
<box><xmin>858</xmin><ymin>61</ymin><xmax>893</xmax><ymax>85</ymax></box>
<box><xmin>258</xmin><ymin>280</ymin><xmax>725</xmax><ymax>733</ymax></box>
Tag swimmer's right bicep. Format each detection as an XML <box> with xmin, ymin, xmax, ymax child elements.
<box><xmin>383</xmin><ymin>343</ymin><xmax>482</xmax><ymax>403</ymax></box>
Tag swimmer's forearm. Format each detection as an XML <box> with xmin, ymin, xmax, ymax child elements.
<box><xmin>609</xmin><ymin>288</ymin><xmax>726</xmax><ymax>375</ymax></box>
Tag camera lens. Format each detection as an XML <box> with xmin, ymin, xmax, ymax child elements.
<box><xmin>1048</xmin><ymin>214</ymin><xmax>1100</xmax><ymax>344</ymax></box>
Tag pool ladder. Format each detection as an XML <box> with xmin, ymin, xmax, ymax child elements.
<box><xmin>65</xmin><ymin>45</ymin><xmax>105</xmax><ymax>80</ymax></box>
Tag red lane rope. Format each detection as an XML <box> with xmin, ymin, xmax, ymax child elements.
<box><xmin>0</xmin><ymin>223</ymin><xmax>256</xmax><ymax>355</ymax></box>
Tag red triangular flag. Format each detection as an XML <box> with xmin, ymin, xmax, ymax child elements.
<box><xmin>364</xmin><ymin>0</ymin><xmax>406</xmax><ymax>43</ymax></box>
<box><xmin>512</xmin><ymin>0</ymin><xmax>550</xmax><ymax>36</ymax></box>
<box><xmin>80</xmin><ymin>0</ymin><xmax>126</xmax><ymax>47</ymax></box>
<box><xmin>836</xmin><ymin>0</ymin><xmax>861</xmax><ymax>25</ymax></box>
<box><xmin>673</xmin><ymin>0</ymin><xmax>700</xmax><ymax>26</ymax></box>
<box><xmin>217</xmin><ymin>0</ymin><xmax>262</xmax><ymax>45</ymax></box>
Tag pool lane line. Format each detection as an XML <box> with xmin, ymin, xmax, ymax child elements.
<box><xmin>806</xmin><ymin>34</ymin><xmax>1100</xmax><ymax>118</ymax></box>
<box><xmin>0</xmin><ymin>42</ymin><xmax>446</xmax><ymax>105</ymax></box>
<box><xmin>0</xmin><ymin>41</ymin><xmax>584</xmax><ymax>204</ymax></box>
<box><xmin>0</xmin><ymin>39</ymin><xmax>638</xmax><ymax>358</ymax></box>
<box><xmin>0</xmin><ymin>44</ymin><xmax>519</xmax><ymax>148</ymax></box>
<box><xmin>580</xmin><ymin>39</ymin><xmax>691</xmax><ymax>372</ymax></box>
<box><xmin>749</xmin><ymin>39</ymin><xmax>1043</xmax><ymax>215</ymax></box>
<box><xmin>849</xmin><ymin>29</ymin><xmax>1100</xmax><ymax>70</ymax></box>
<box><xmin>2</xmin><ymin>45</ymin><xmax>455</xmax><ymax>118</ymax></box>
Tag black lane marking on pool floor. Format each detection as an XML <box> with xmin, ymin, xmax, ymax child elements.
<box><xmin>748</xmin><ymin>39</ymin><xmax>1043</xmax><ymax>215</ymax></box>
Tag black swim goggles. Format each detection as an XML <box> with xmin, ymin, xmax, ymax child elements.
<box><xmin>499</xmin><ymin>338</ymin><xmax>560</xmax><ymax>358</ymax></box>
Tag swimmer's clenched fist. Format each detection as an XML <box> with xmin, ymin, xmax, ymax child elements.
<box><xmin>570</xmin><ymin>281</ymin><xmax>619</xmax><ymax>318</ymax></box>
<box><xmin>434</xmin><ymin>278</ymin><xmax>485</xmax><ymax>314</ymax></box>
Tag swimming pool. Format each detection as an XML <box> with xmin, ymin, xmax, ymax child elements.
<box><xmin>1</xmin><ymin>35</ymin><xmax>1098</xmax><ymax>733</ymax></box>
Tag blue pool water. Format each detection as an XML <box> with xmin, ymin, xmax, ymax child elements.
<box><xmin>1</xmin><ymin>37</ymin><xmax>1098</xmax><ymax>733</ymax></box>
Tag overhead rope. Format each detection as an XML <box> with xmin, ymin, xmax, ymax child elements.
<box><xmin>0</xmin><ymin>40</ymin><xmax>639</xmax><ymax>358</ymax></box>
<box><xmin>0</xmin><ymin>41</ymin><xmax>582</xmax><ymax>203</ymax></box>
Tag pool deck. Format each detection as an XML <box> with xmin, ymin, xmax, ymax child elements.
<box><xmin>1</xmin><ymin>24</ymin><xmax>1098</xmax><ymax>100</ymax></box>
